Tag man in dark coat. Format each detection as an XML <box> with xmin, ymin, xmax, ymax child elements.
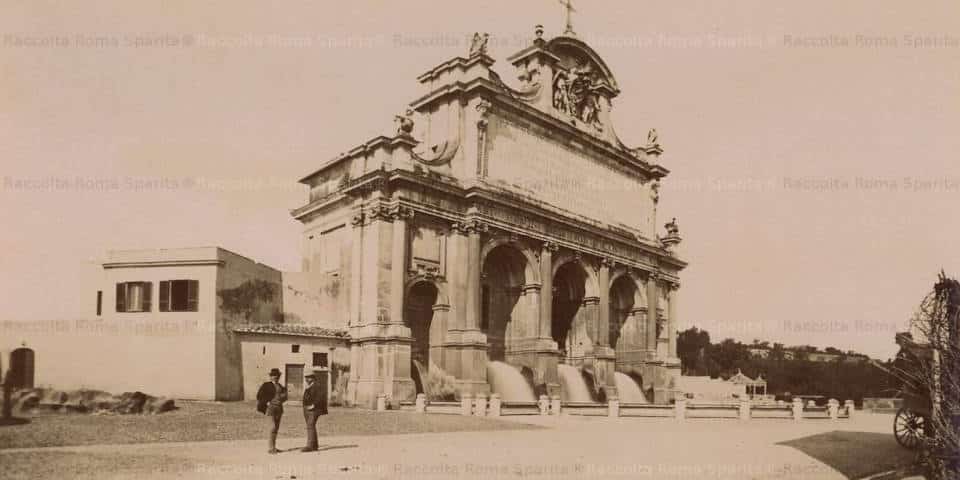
<box><xmin>256</xmin><ymin>368</ymin><xmax>287</xmax><ymax>454</ymax></box>
<box><xmin>301</xmin><ymin>370</ymin><xmax>328</xmax><ymax>452</ymax></box>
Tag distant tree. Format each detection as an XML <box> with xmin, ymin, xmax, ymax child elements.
<box><xmin>824</xmin><ymin>346</ymin><xmax>843</xmax><ymax>355</ymax></box>
<box><xmin>677</xmin><ymin>327</ymin><xmax>711</xmax><ymax>375</ymax></box>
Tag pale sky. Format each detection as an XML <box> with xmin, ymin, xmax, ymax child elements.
<box><xmin>2</xmin><ymin>0</ymin><xmax>958</xmax><ymax>360</ymax></box>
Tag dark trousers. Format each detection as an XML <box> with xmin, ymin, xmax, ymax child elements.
<box><xmin>303</xmin><ymin>408</ymin><xmax>319</xmax><ymax>449</ymax></box>
<box><xmin>267</xmin><ymin>408</ymin><xmax>282</xmax><ymax>451</ymax></box>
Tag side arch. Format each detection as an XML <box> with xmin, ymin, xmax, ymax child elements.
<box><xmin>480</xmin><ymin>236</ymin><xmax>540</xmax><ymax>285</ymax></box>
<box><xmin>551</xmin><ymin>251</ymin><xmax>599</xmax><ymax>298</ymax></box>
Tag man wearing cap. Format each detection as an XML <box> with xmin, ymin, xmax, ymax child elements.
<box><xmin>256</xmin><ymin>368</ymin><xmax>287</xmax><ymax>454</ymax></box>
<box><xmin>300</xmin><ymin>370</ymin><xmax>328</xmax><ymax>452</ymax></box>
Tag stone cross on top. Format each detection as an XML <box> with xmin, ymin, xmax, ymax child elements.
<box><xmin>559</xmin><ymin>0</ymin><xmax>576</xmax><ymax>36</ymax></box>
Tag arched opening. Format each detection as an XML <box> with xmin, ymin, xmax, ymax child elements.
<box><xmin>405</xmin><ymin>281</ymin><xmax>438</xmax><ymax>394</ymax></box>
<box><xmin>481</xmin><ymin>245</ymin><xmax>528</xmax><ymax>361</ymax></box>
<box><xmin>552</xmin><ymin>261</ymin><xmax>588</xmax><ymax>364</ymax></box>
<box><xmin>609</xmin><ymin>276</ymin><xmax>637</xmax><ymax>349</ymax></box>
<box><xmin>8</xmin><ymin>348</ymin><xmax>35</xmax><ymax>389</ymax></box>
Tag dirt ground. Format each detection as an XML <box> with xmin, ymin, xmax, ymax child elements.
<box><xmin>0</xmin><ymin>409</ymin><xmax>915</xmax><ymax>480</ymax></box>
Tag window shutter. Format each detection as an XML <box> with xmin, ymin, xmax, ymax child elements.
<box><xmin>187</xmin><ymin>280</ymin><xmax>199</xmax><ymax>311</ymax></box>
<box><xmin>142</xmin><ymin>282</ymin><xmax>152</xmax><ymax>312</ymax></box>
<box><xmin>116</xmin><ymin>283</ymin><xmax>126</xmax><ymax>312</ymax></box>
<box><xmin>159</xmin><ymin>281</ymin><xmax>170</xmax><ymax>312</ymax></box>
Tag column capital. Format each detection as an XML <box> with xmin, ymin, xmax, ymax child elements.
<box><xmin>646</xmin><ymin>271</ymin><xmax>660</xmax><ymax>283</ymax></box>
<box><xmin>389</xmin><ymin>205</ymin><xmax>415</xmax><ymax>222</ymax></box>
<box><xmin>451</xmin><ymin>219</ymin><xmax>489</xmax><ymax>235</ymax></box>
<box><xmin>350</xmin><ymin>212</ymin><xmax>365</xmax><ymax>227</ymax></box>
<box><xmin>541</xmin><ymin>241</ymin><xmax>560</xmax><ymax>253</ymax></box>
<box><xmin>600</xmin><ymin>257</ymin><xmax>617</xmax><ymax>269</ymax></box>
<box><xmin>366</xmin><ymin>204</ymin><xmax>393</xmax><ymax>223</ymax></box>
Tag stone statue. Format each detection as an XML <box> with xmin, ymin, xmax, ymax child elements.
<box><xmin>552</xmin><ymin>73</ymin><xmax>571</xmax><ymax>113</ymax></box>
<box><xmin>469</xmin><ymin>32</ymin><xmax>489</xmax><ymax>57</ymax></box>
<box><xmin>664</xmin><ymin>217</ymin><xmax>679</xmax><ymax>236</ymax></box>
<box><xmin>394</xmin><ymin>109</ymin><xmax>414</xmax><ymax>136</ymax></box>
<box><xmin>650</xmin><ymin>178</ymin><xmax>661</xmax><ymax>204</ymax></box>
<box><xmin>647</xmin><ymin>128</ymin><xmax>659</xmax><ymax>146</ymax></box>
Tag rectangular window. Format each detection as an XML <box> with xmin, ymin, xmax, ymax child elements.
<box><xmin>116</xmin><ymin>282</ymin><xmax>152</xmax><ymax>312</ymax></box>
<box><xmin>96</xmin><ymin>290</ymin><xmax>102</xmax><ymax>316</ymax></box>
<box><xmin>292</xmin><ymin>344</ymin><xmax>300</xmax><ymax>353</ymax></box>
<box><xmin>313</xmin><ymin>352</ymin><xmax>328</xmax><ymax>367</ymax></box>
<box><xmin>159</xmin><ymin>280</ymin><xmax>199</xmax><ymax>312</ymax></box>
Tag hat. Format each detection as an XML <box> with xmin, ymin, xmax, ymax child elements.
<box><xmin>268</xmin><ymin>368</ymin><xmax>282</xmax><ymax>377</ymax></box>
<box><xmin>305</xmin><ymin>370</ymin><xmax>323</xmax><ymax>379</ymax></box>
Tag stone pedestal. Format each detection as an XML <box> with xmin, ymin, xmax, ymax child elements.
<box><xmin>440</xmin><ymin>330</ymin><xmax>490</xmax><ymax>397</ymax></box>
<box><xmin>489</xmin><ymin>394</ymin><xmax>501</xmax><ymax>417</ymax></box>
<box><xmin>504</xmin><ymin>338</ymin><xmax>560</xmax><ymax>396</ymax></box>
<box><xmin>844</xmin><ymin>399</ymin><xmax>856</xmax><ymax>418</ymax></box>
<box><xmin>474</xmin><ymin>394</ymin><xmax>488</xmax><ymax>417</ymax></box>
<box><xmin>348</xmin><ymin>324</ymin><xmax>416</xmax><ymax>409</ymax></box>
<box><xmin>586</xmin><ymin>345</ymin><xmax>618</xmax><ymax>401</ymax></box>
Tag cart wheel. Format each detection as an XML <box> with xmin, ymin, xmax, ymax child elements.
<box><xmin>893</xmin><ymin>407</ymin><xmax>926</xmax><ymax>450</ymax></box>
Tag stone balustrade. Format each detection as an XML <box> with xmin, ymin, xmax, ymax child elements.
<box><xmin>403</xmin><ymin>395</ymin><xmax>858</xmax><ymax>421</ymax></box>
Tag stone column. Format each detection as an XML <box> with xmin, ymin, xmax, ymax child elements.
<box><xmin>447</xmin><ymin>220</ymin><xmax>490</xmax><ymax>397</ymax></box>
<box><xmin>645</xmin><ymin>273</ymin><xmax>659</xmax><ymax>353</ymax></box>
<box><xmin>539</xmin><ymin>242</ymin><xmax>558</xmax><ymax>340</ymax></box>
<box><xmin>598</xmin><ymin>259</ymin><xmax>613</xmax><ymax>348</ymax></box>
<box><xmin>389</xmin><ymin>206</ymin><xmax>413</xmax><ymax>327</ymax></box>
<box><xmin>346</xmin><ymin>209</ymin><xmax>365</xmax><ymax>406</ymax></box>
<box><xmin>464</xmin><ymin>220</ymin><xmax>486</xmax><ymax>331</ymax></box>
<box><xmin>667</xmin><ymin>283</ymin><xmax>678</xmax><ymax>358</ymax></box>
<box><xmin>348</xmin><ymin>209</ymin><xmax>365</xmax><ymax>327</ymax></box>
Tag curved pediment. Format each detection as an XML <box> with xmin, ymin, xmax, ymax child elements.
<box><xmin>545</xmin><ymin>36</ymin><xmax>620</xmax><ymax>96</ymax></box>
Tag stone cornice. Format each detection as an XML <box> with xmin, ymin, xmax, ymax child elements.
<box><xmin>103</xmin><ymin>260</ymin><xmax>224</xmax><ymax>269</ymax></box>
<box><xmin>290</xmin><ymin>191</ymin><xmax>349</xmax><ymax>221</ymax></box>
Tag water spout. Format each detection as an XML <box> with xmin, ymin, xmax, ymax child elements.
<box><xmin>558</xmin><ymin>364</ymin><xmax>597</xmax><ymax>402</ymax></box>
<box><xmin>613</xmin><ymin>372</ymin><xmax>648</xmax><ymax>403</ymax></box>
<box><xmin>486</xmin><ymin>361</ymin><xmax>536</xmax><ymax>402</ymax></box>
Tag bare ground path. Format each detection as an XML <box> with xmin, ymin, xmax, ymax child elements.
<box><xmin>0</xmin><ymin>412</ymin><xmax>913</xmax><ymax>480</ymax></box>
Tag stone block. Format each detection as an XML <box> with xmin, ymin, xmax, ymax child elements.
<box><xmin>460</xmin><ymin>393</ymin><xmax>473</xmax><ymax>416</ymax></box>
<box><xmin>538</xmin><ymin>395</ymin><xmax>549</xmax><ymax>416</ymax></box>
<box><xmin>550</xmin><ymin>395</ymin><xmax>562</xmax><ymax>416</ymax></box>
<box><xmin>474</xmin><ymin>394</ymin><xmax>487</xmax><ymax>417</ymax></box>
<box><xmin>415</xmin><ymin>393</ymin><xmax>426</xmax><ymax>413</ymax></box>
<box><xmin>739</xmin><ymin>399</ymin><xmax>751</xmax><ymax>421</ymax></box>
<box><xmin>674</xmin><ymin>399</ymin><xmax>686</xmax><ymax>421</ymax></box>
<box><xmin>844</xmin><ymin>399</ymin><xmax>856</xmax><ymax>418</ymax></box>
<box><xmin>488</xmin><ymin>394</ymin><xmax>501</xmax><ymax>417</ymax></box>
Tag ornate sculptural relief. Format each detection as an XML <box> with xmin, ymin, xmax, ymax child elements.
<box><xmin>552</xmin><ymin>59</ymin><xmax>603</xmax><ymax>129</ymax></box>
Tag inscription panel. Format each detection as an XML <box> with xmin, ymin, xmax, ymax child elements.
<box><xmin>485</xmin><ymin>116</ymin><xmax>655</xmax><ymax>237</ymax></box>
<box><xmin>475</xmin><ymin>202</ymin><xmax>654</xmax><ymax>267</ymax></box>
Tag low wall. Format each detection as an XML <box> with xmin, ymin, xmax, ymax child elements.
<box><xmin>407</xmin><ymin>394</ymin><xmax>855</xmax><ymax>421</ymax></box>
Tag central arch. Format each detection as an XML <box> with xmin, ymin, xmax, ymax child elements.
<box><xmin>552</xmin><ymin>261</ymin><xmax>594</xmax><ymax>365</ymax></box>
<box><xmin>481</xmin><ymin>244</ymin><xmax>529</xmax><ymax>361</ymax></box>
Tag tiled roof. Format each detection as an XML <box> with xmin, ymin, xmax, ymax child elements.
<box><xmin>233</xmin><ymin>324</ymin><xmax>349</xmax><ymax>339</ymax></box>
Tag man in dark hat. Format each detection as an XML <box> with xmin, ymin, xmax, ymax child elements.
<box><xmin>256</xmin><ymin>368</ymin><xmax>287</xmax><ymax>454</ymax></box>
<box><xmin>300</xmin><ymin>370</ymin><xmax>328</xmax><ymax>452</ymax></box>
